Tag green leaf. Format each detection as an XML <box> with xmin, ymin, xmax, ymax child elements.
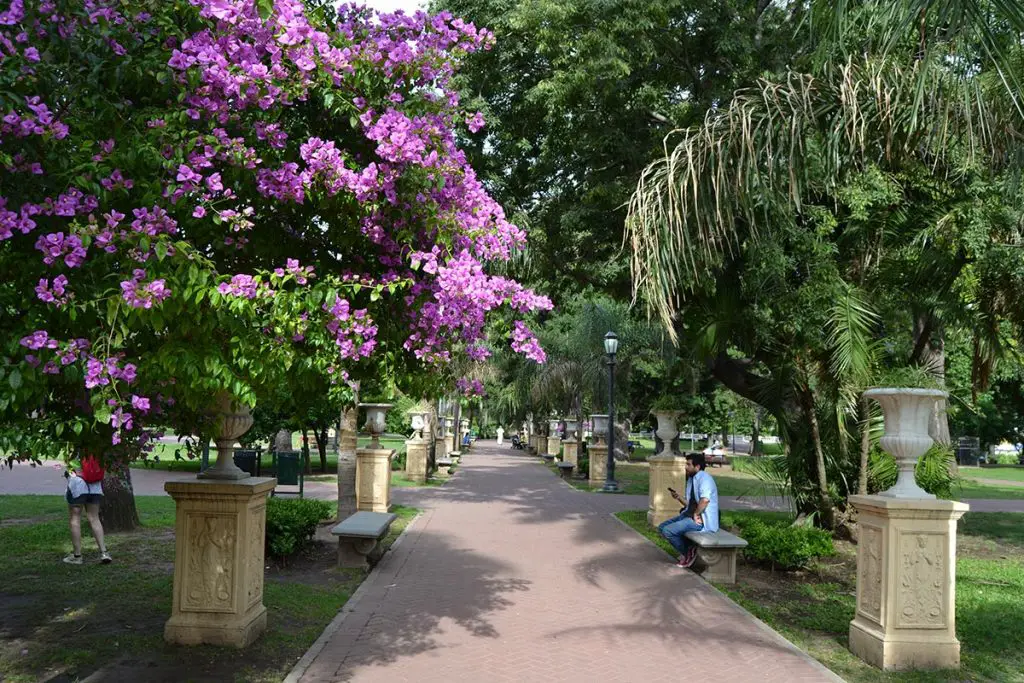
<box><xmin>8</xmin><ymin>370</ymin><xmax>21</xmax><ymax>390</ymax></box>
<box><xmin>256</xmin><ymin>0</ymin><xmax>274</xmax><ymax>20</ymax></box>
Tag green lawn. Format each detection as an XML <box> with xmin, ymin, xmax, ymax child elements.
<box><xmin>549</xmin><ymin>461</ymin><xmax>782</xmax><ymax>497</ymax></box>
<box><xmin>960</xmin><ymin>466</ymin><xmax>1024</xmax><ymax>482</ymax></box>
<box><xmin>615</xmin><ymin>508</ymin><xmax>1024</xmax><ymax>683</ymax></box>
<box><xmin>954</xmin><ymin>480</ymin><xmax>1024</xmax><ymax>500</ymax></box>
<box><xmin>133</xmin><ymin>438</ymin><xmax>408</xmax><ymax>474</ymax></box>
<box><xmin>0</xmin><ymin>495</ymin><xmax>417</xmax><ymax>682</ymax></box>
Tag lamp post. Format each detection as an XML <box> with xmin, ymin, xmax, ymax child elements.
<box><xmin>603</xmin><ymin>331</ymin><xmax>620</xmax><ymax>493</ymax></box>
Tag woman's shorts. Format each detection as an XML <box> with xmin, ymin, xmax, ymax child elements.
<box><xmin>66</xmin><ymin>490</ymin><xmax>103</xmax><ymax>506</ymax></box>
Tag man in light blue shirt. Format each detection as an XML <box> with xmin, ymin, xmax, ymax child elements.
<box><xmin>657</xmin><ymin>452</ymin><xmax>719</xmax><ymax>568</ymax></box>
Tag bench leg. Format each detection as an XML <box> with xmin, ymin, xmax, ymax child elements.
<box><xmin>337</xmin><ymin>537</ymin><xmax>379</xmax><ymax>569</ymax></box>
<box><xmin>696</xmin><ymin>547</ymin><xmax>738</xmax><ymax>584</ymax></box>
<box><xmin>437</xmin><ymin>465</ymin><xmax>450</xmax><ymax>476</ymax></box>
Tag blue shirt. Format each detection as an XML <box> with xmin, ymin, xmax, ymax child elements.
<box><xmin>685</xmin><ymin>469</ymin><xmax>719</xmax><ymax>532</ymax></box>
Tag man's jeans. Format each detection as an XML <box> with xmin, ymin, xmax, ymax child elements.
<box><xmin>658</xmin><ymin>513</ymin><xmax>703</xmax><ymax>556</ymax></box>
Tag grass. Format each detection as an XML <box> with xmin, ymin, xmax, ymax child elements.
<box><xmin>133</xmin><ymin>439</ymin><xmax>408</xmax><ymax>474</ymax></box>
<box><xmin>960</xmin><ymin>466</ymin><xmax>1024</xmax><ymax>483</ymax></box>
<box><xmin>549</xmin><ymin>461</ymin><xmax>784</xmax><ymax>498</ymax></box>
<box><xmin>615</xmin><ymin>508</ymin><xmax>1024</xmax><ymax>682</ymax></box>
<box><xmin>953</xmin><ymin>480</ymin><xmax>1024</xmax><ymax>500</ymax></box>
<box><xmin>0</xmin><ymin>494</ymin><xmax>418</xmax><ymax>682</ymax></box>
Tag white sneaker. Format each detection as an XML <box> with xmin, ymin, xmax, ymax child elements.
<box><xmin>100</xmin><ymin>551</ymin><xmax>112</xmax><ymax>564</ymax></box>
<box><xmin>63</xmin><ymin>554</ymin><xmax>83</xmax><ymax>565</ymax></box>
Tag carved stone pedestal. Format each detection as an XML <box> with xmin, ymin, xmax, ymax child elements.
<box><xmin>356</xmin><ymin>449</ymin><xmax>393</xmax><ymax>513</ymax></box>
<box><xmin>647</xmin><ymin>454</ymin><xmax>687</xmax><ymax>526</ymax></box>
<box><xmin>164</xmin><ymin>477</ymin><xmax>276</xmax><ymax>648</ymax></box>
<box><xmin>435</xmin><ymin>436</ymin><xmax>448</xmax><ymax>461</ymax></box>
<box><xmin>561</xmin><ymin>440</ymin><xmax>578</xmax><ymax>467</ymax></box>
<box><xmin>588</xmin><ymin>443</ymin><xmax>607</xmax><ymax>488</ymax></box>
<box><xmin>848</xmin><ymin>495</ymin><xmax>969</xmax><ymax>671</ymax></box>
<box><xmin>546</xmin><ymin>435</ymin><xmax>561</xmax><ymax>458</ymax></box>
<box><xmin>405</xmin><ymin>438</ymin><xmax>429</xmax><ymax>484</ymax></box>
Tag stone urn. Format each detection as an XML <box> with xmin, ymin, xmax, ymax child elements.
<box><xmin>359</xmin><ymin>403</ymin><xmax>392</xmax><ymax>449</ymax></box>
<box><xmin>590</xmin><ymin>414</ymin><xmax>609</xmax><ymax>443</ymax></box>
<box><xmin>863</xmin><ymin>388</ymin><xmax>947</xmax><ymax>499</ymax></box>
<box><xmin>408</xmin><ymin>410</ymin><xmax>429</xmax><ymax>440</ymax></box>
<box><xmin>564</xmin><ymin>418</ymin><xmax>579</xmax><ymax>440</ymax></box>
<box><xmin>198</xmin><ymin>392</ymin><xmax>254</xmax><ymax>480</ymax></box>
<box><xmin>651</xmin><ymin>410</ymin><xmax>682</xmax><ymax>456</ymax></box>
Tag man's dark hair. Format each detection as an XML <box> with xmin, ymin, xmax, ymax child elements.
<box><xmin>686</xmin><ymin>452</ymin><xmax>707</xmax><ymax>470</ymax></box>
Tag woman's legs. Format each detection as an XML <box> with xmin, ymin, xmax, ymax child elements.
<box><xmin>84</xmin><ymin>502</ymin><xmax>108</xmax><ymax>554</ymax></box>
<box><xmin>68</xmin><ymin>505</ymin><xmax>83</xmax><ymax>555</ymax></box>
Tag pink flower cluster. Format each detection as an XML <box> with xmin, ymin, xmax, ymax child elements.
<box><xmin>35</xmin><ymin>274</ymin><xmax>69</xmax><ymax>304</ymax></box>
<box><xmin>511</xmin><ymin>321</ymin><xmax>546</xmax><ymax>363</ymax></box>
<box><xmin>120</xmin><ymin>269</ymin><xmax>172</xmax><ymax>309</ymax></box>
<box><xmin>217</xmin><ymin>273</ymin><xmax>274</xmax><ymax>299</ymax></box>
<box><xmin>455</xmin><ymin>377</ymin><xmax>485</xmax><ymax>397</ymax></box>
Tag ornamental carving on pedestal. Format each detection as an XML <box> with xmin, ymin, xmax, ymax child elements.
<box><xmin>897</xmin><ymin>532</ymin><xmax>946</xmax><ymax>628</ymax></box>
<box><xmin>858</xmin><ymin>525</ymin><xmax>883</xmax><ymax>621</ymax></box>
<box><xmin>247</xmin><ymin>506</ymin><xmax>265</xmax><ymax>610</ymax></box>
<box><xmin>184</xmin><ymin>514</ymin><xmax>236</xmax><ymax>612</ymax></box>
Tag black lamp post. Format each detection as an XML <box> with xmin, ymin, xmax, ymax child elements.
<box><xmin>603</xmin><ymin>331</ymin><xmax>620</xmax><ymax>493</ymax></box>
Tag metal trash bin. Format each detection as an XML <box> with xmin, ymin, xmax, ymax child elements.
<box><xmin>233</xmin><ymin>449</ymin><xmax>261</xmax><ymax>476</ymax></box>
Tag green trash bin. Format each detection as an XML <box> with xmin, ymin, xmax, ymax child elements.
<box><xmin>233</xmin><ymin>449</ymin><xmax>260</xmax><ymax>477</ymax></box>
<box><xmin>272</xmin><ymin>450</ymin><xmax>304</xmax><ymax>498</ymax></box>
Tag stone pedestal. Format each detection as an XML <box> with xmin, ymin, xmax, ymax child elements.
<box><xmin>405</xmin><ymin>438</ymin><xmax>429</xmax><ymax>484</ymax></box>
<box><xmin>164</xmin><ymin>477</ymin><xmax>276</xmax><ymax>648</ymax></box>
<box><xmin>435</xmin><ymin>436</ymin><xmax>448</xmax><ymax>461</ymax></box>
<box><xmin>589</xmin><ymin>443</ymin><xmax>607</xmax><ymax>488</ymax></box>
<box><xmin>356</xmin><ymin>448</ymin><xmax>393</xmax><ymax>513</ymax></box>
<box><xmin>647</xmin><ymin>454</ymin><xmax>688</xmax><ymax>526</ymax></box>
<box><xmin>562</xmin><ymin>440</ymin><xmax>578</xmax><ymax>467</ymax></box>
<box><xmin>848</xmin><ymin>495</ymin><xmax>969</xmax><ymax>671</ymax></box>
<box><xmin>337</xmin><ymin>409</ymin><xmax>358</xmax><ymax>521</ymax></box>
<box><xmin>546</xmin><ymin>435</ymin><xmax>561</xmax><ymax>458</ymax></box>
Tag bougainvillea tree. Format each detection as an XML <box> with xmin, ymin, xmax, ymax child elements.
<box><xmin>0</xmin><ymin>0</ymin><xmax>550</xmax><ymax>525</ymax></box>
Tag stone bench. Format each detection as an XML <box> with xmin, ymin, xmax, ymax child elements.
<box><xmin>556</xmin><ymin>462</ymin><xmax>574</xmax><ymax>479</ymax></box>
<box><xmin>684</xmin><ymin>529</ymin><xmax>748</xmax><ymax>584</ymax></box>
<box><xmin>331</xmin><ymin>511</ymin><xmax>397</xmax><ymax>569</ymax></box>
<box><xmin>542</xmin><ymin>454</ymin><xmax>556</xmax><ymax>463</ymax></box>
<box><xmin>436</xmin><ymin>458</ymin><xmax>454</xmax><ymax>475</ymax></box>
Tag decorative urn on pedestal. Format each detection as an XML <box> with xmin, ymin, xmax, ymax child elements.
<box><xmin>589</xmin><ymin>414</ymin><xmax>609</xmax><ymax>443</ymax></box>
<box><xmin>405</xmin><ymin>408</ymin><xmax>430</xmax><ymax>484</ymax></box>
<box><xmin>848</xmin><ymin>387</ymin><xmax>969</xmax><ymax>672</ymax></box>
<box><xmin>355</xmin><ymin>403</ymin><xmax>394</xmax><ymax>513</ymax></box>
<box><xmin>647</xmin><ymin>409</ymin><xmax>686</xmax><ymax>526</ymax></box>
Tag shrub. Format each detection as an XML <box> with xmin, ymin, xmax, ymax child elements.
<box><xmin>995</xmin><ymin>452</ymin><xmax>1019</xmax><ymax>465</ymax></box>
<box><xmin>733</xmin><ymin>517</ymin><xmax>835</xmax><ymax>570</ymax></box>
<box><xmin>265</xmin><ymin>498</ymin><xmax>333</xmax><ymax>558</ymax></box>
<box><xmin>869</xmin><ymin>444</ymin><xmax>958</xmax><ymax>498</ymax></box>
<box><xmin>391</xmin><ymin>449</ymin><xmax>407</xmax><ymax>471</ymax></box>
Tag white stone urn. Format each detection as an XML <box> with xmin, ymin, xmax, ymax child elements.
<box><xmin>651</xmin><ymin>410</ymin><xmax>682</xmax><ymax>456</ymax></box>
<box><xmin>590</xmin><ymin>414</ymin><xmax>609</xmax><ymax>443</ymax></box>
<box><xmin>408</xmin><ymin>410</ymin><xmax>429</xmax><ymax>440</ymax></box>
<box><xmin>564</xmin><ymin>418</ymin><xmax>579</xmax><ymax>440</ymax></box>
<box><xmin>863</xmin><ymin>388</ymin><xmax>947</xmax><ymax>499</ymax></box>
<box><xmin>198</xmin><ymin>392</ymin><xmax>255</xmax><ymax>480</ymax></box>
<box><xmin>359</xmin><ymin>403</ymin><xmax>392</xmax><ymax>449</ymax></box>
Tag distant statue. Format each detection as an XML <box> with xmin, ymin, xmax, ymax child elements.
<box><xmin>496</xmin><ymin>427</ymin><xmax>504</xmax><ymax>445</ymax></box>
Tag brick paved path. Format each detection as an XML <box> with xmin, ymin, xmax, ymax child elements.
<box><xmin>291</xmin><ymin>442</ymin><xmax>843</xmax><ymax>683</ymax></box>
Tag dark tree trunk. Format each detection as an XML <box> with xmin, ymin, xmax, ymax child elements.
<box><xmin>301</xmin><ymin>427</ymin><xmax>311</xmax><ymax>475</ymax></box>
<box><xmin>100</xmin><ymin>460</ymin><xmax>139</xmax><ymax>532</ymax></box>
<box><xmin>800</xmin><ymin>386</ymin><xmax>835</xmax><ymax>529</ymax></box>
<box><xmin>751</xmin><ymin>409</ymin><xmax>762</xmax><ymax>456</ymax></box>
<box><xmin>858</xmin><ymin>395</ymin><xmax>871</xmax><ymax>495</ymax></box>
<box><xmin>316</xmin><ymin>426</ymin><xmax>328</xmax><ymax>473</ymax></box>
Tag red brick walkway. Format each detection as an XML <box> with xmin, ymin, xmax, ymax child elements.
<box><xmin>290</xmin><ymin>442</ymin><xmax>844</xmax><ymax>683</ymax></box>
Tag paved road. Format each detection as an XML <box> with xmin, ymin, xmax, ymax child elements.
<box><xmin>290</xmin><ymin>442</ymin><xmax>842</xmax><ymax>683</ymax></box>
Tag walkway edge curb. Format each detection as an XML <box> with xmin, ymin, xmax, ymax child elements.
<box><xmin>608</xmin><ymin>512</ymin><xmax>847</xmax><ymax>683</ymax></box>
<box><xmin>283</xmin><ymin>511</ymin><xmax>424</xmax><ymax>683</ymax></box>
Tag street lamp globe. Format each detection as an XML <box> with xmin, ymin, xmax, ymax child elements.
<box><xmin>603</xmin><ymin>331</ymin><xmax>619</xmax><ymax>355</ymax></box>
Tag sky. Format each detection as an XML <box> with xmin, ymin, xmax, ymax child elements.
<box><xmin>363</xmin><ymin>0</ymin><xmax>425</xmax><ymax>13</ymax></box>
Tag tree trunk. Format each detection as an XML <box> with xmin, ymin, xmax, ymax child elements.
<box><xmin>913</xmin><ymin>314</ymin><xmax>955</xmax><ymax>475</ymax></box>
<box><xmin>100</xmin><ymin>460</ymin><xmax>139</xmax><ymax>532</ymax></box>
<box><xmin>858</xmin><ymin>395</ymin><xmax>871</xmax><ymax>495</ymax></box>
<box><xmin>751</xmin><ymin>408</ymin><xmax>762</xmax><ymax>456</ymax></box>
<box><xmin>800</xmin><ymin>387</ymin><xmax>835</xmax><ymax>529</ymax></box>
<box><xmin>316</xmin><ymin>426</ymin><xmax>328</xmax><ymax>473</ymax></box>
<box><xmin>337</xmin><ymin>406</ymin><xmax>358</xmax><ymax>522</ymax></box>
<box><xmin>301</xmin><ymin>427</ymin><xmax>311</xmax><ymax>475</ymax></box>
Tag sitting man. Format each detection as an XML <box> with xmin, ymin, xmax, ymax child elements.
<box><xmin>657</xmin><ymin>452</ymin><xmax>719</xmax><ymax>568</ymax></box>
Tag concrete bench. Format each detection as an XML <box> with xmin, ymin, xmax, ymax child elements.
<box><xmin>331</xmin><ymin>511</ymin><xmax>397</xmax><ymax>569</ymax></box>
<box><xmin>436</xmin><ymin>458</ymin><xmax>454</xmax><ymax>475</ymax></box>
<box><xmin>542</xmin><ymin>454</ymin><xmax>556</xmax><ymax>463</ymax></box>
<box><xmin>556</xmin><ymin>462</ymin><xmax>574</xmax><ymax>479</ymax></box>
<box><xmin>684</xmin><ymin>529</ymin><xmax>748</xmax><ymax>584</ymax></box>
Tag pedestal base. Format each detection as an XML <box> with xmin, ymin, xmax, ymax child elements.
<box><xmin>561</xmin><ymin>440</ymin><xmax>578</xmax><ymax>467</ymax></box>
<box><xmin>588</xmin><ymin>443</ymin><xmax>607</xmax><ymax>488</ymax></box>
<box><xmin>848</xmin><ymin>495</ymin><xmax>968</xmax><ymax>671</ymax></box>
<box><xmin>356</xmin><ymin>449</ymin><xmax>393</xmax><ymax>513</ymax></box>
<box><xmin>546</xmin><ymin>435</ymin><xmax>561</xmax><ymax>458</ymax></box>
<box><xmin>405</xmin><ymin>438</ymin><xmax>428</xmax><ymax>485</ymax></box>
<box><xmin>164</xmin><ymin>477</ymin><xmax>276</xmax><ymax>648</ymax></box>
<box><xmin>647</xmin><ymin>454</ymin><xmax>687</xmax><ymax>526</ymax></box>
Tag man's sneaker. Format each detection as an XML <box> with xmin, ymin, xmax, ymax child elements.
<box><xmin>675</xmin><ymin>548</ymin><xmax>697</xmax><ymax>568</ymax></box>
<box><xmin>62</xmin><ymin>554</ymin><xmax>83</xmax><ymax>565</ymax></box>
<box><xmin>100</xmin><ymin>551</ymin><xmax>112</xmax><ymax>564</ymax></box>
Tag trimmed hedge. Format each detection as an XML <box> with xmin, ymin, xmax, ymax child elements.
<box><xmin>265</xmin><ymin>497</ymin><xmax>333</xmax><ymax>558</ymax></box>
